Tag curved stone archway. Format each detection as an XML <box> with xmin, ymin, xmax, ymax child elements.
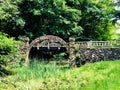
<box><xmin>25</xmin><ymin>35</ymin><xmax>67</xmax><ymax>65</ymax></box>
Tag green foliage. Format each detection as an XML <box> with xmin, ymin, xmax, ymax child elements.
<box><xmin>0</xmin><ymin>0</ymin><xmax>23</xmax><ymax>37</ymax></box>
<box><xmin>0</xmin><ymin>32</ymin><xmax>20</xmax><ymax>76</ymax></box>
<box><xmin>52</xmin><ymin>52</ymin><xmax>67</xmax><ymax>61</ymax></box>
<box><xmin>0</xmin><ymin>33</ymin><xmax>15</xmax><ymax>52</ymax></box>
<box><xmin>17</xmin><ymin>0</ymin><xmax>82</xmax><ymax>40</ymax></box>
<box><xmin>0</xmin><ymin>0</ymin><xmax>22</xmax><ymax>20</ymax></box>
<box><xmin>0</xmin><ymin>60</ymin><xmax>120</xmax><ymax>89</ymax></box>
<box><xmin>77</xmin><ymin>0</ymin><xmax>116</xmax><ymax>40</ymax></box>
<box><xmin>15</xmin><ymin>59</ymin><xmax>68</xmax><ymax>81</ymax></box>
<box><xmin>0</xmin><ymin>0</ymin><xmax>117</xmax><ymax>41</ymax></box>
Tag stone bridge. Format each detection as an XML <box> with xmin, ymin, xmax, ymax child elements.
<box><xmin>20</xmin><ymin>36</ymin><xmax>120</xmax><ymax>67</ymax></box>
<box><xmin>20</xmin><ymin>35</ymin><xmax>75</xmax><ymax>68</ymax></box>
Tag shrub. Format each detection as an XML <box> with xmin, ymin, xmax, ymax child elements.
<box><xmin>0</xmin><ymin>32</ymin><xmax>20</xmax><ymax>76</ymax></box>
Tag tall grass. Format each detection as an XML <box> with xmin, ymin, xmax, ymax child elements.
<box><xmin>15</xmin><ymin>58</ymin><xmax>68</xmax><ymax>81</ymax></box>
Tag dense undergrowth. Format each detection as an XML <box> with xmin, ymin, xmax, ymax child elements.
<box><xmin>0</xmin><ymin>59</ymin><xmax>120</xmax><ymax>90</ymax></box>
<box><xmin>0</xmin><ymin>32</ymin><xmax>20</xmax><ymax>77</ymax></box>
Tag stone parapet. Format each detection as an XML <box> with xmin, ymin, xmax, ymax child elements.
<box><xmin>76</xmin><ymin>48</ymin><xmax>120</xmax><ymax>66</ymax></box>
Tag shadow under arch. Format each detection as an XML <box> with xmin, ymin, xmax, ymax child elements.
<box><xmin>25</xmin><ymin>35</ymin><xmax>68</xmax><ymax>66</ymax></box>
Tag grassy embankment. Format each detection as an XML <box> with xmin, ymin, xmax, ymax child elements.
<box><xmin>0</xmin><ymin>59</ymin><xmax>120</xmax><ymax>90</ymax></box>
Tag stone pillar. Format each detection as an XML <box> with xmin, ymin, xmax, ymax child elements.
<box><xmin>19</xmin><ymin>37</ymin><xmax>30</xmax><ymax>66</ymax></box>
<box><xmin>21</xmin><ymin>37</ymin><xmax>30</xmax><ymax>54</ymax></box>
<box><xmin>69</xmin><ymin>37</ymin><xmax>76</xmax><ymax>68</ymax></box>
<box><xmin>23</xmin><ymin>37</ymin><xmax>30</xmax><ymax>66</ymax></box>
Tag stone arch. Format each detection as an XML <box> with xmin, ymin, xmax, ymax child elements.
<box><xmin>25</xmin><ymin>35</ymin><xmax>67</xmax><ymax>65</ymax></box>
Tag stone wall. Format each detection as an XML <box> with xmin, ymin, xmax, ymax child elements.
<box><xmin>76</xmin><ymin>48</ymin><xmax>120</xmax><ymax>66</ymax></box>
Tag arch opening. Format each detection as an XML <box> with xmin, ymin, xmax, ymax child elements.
<box><xmin>25</xmin><ymin>35</ymin><xmax>68</xmax><ymax>65</ymax></box>
<box><xmin>30</xmin><ymin>47</ymin><xmax>67</xmax><ymax>59</ymax></box>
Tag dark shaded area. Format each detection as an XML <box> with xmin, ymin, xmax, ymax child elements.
<box><xmin>0</xmin><ymin>65</ymin><xmax>13</xmax><ymax>77</ymax></box>
<box><xmin>0</xmin><ymin>49</ymin><xmax>9</xmax><ymax>55</ymax></box>
<box><xmin>29</xmin><ymin>47</ymin><xmax>66</xmax><ymax>59</ymax></box>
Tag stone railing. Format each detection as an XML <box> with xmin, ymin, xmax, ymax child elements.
<box><xmin>76</xmin><ymin>41</ymin><xmax>120</xmax><ymax>48</ymax></box>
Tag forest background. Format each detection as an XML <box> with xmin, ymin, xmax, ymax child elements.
<box><xmin>0</xmin><ymin>0</ymin><xmax>120</xmax><ymax>41</ymax></box>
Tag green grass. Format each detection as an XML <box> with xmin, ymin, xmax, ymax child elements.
<box><xmin>15</xmin><ymin>59</ymin><xmax>69</xmax><ymax>81</ymax></box>
<box><xmin>0</xmin><ymin>60</ymin><xmax>120</xmax><ymax>90</ymax></box>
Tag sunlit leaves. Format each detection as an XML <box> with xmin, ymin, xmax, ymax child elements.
<box><xmin>0</xmin><ymin>0</ymin><xmax>22</xmax><ymax>20</ymax></box>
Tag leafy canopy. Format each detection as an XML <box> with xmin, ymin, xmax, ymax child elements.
<box><xmin>0</xmin><ymin>0</ymin><xmax>117</xmax><ymax>41</ymax></box>
<box><xmin>17</xmin><ymin>0</ymin><xmax>82</xmax><ymax>40</ymax></box>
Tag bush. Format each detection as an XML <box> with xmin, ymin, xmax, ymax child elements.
<box><xmin>0</xmin><ymin>32</ymin><xmax>20</xmax><ymax>76</ymax></box>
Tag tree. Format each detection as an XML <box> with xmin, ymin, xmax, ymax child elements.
<box><xmin>16</xmin><ymin>0</ymin><xmax>82</xmax><ymax>40</ymax></box>
<box><xmin>0</xmin><ymin>0</ymin><xmax>117</xmax><ymax>41</ymax></box>
<box><xmin>0</xmin><ymin>0</ymin><xmax>23</xmax><ymax>38</ymax></box>
<box><xmin>66</xmin><ymin>0</ymin><xmax>116</xmax><ymax>40</ymax></box>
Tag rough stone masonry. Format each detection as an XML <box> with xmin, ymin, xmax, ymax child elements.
<box><xmin>76</xmin><ymin>48</ymin><xmax>120</xmax><ymax>66</ymax></box>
